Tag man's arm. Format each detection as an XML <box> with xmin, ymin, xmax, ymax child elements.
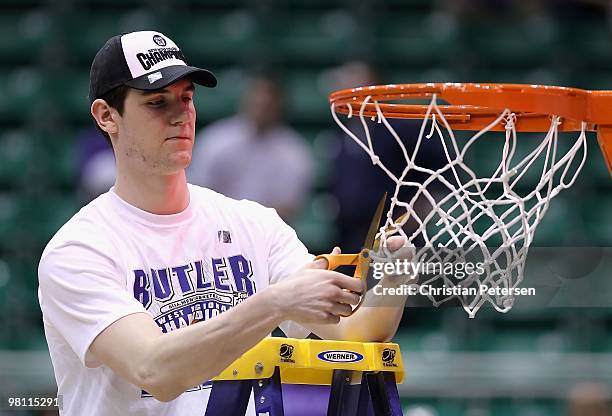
<box><xmin>89</xmin><ymin>267</ymin><xmax>362</xmax><ymax>402</ymax></box>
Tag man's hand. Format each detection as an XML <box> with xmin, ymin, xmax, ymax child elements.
<box><xmin>382</xmin><ymin>235</ymin><xmax>407</xmax><ymax>252</ymax></box>
<box><xmin>271</xmin><ymin>247</ymin><xmax>363</xmax><ymax>325</ymax></box>
<box><xmin>298</xmin><ymin>235</ymin><xmax>412</xmax><ymax>342</ymax></box>
<box><xmin>373</xmin><ymin>235</ymin><xmax>414</xmax><ymax>285</ymax></box>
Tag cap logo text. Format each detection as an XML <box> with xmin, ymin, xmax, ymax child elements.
<box><xmin>153</xmin><ymin>35</ymin><xmax>167</xmax><ymax>46</ymax></box>
<box><xmin>136</xmin><ymin>48</ymin><xmax>186</xmax><ymax>71</ymax></box>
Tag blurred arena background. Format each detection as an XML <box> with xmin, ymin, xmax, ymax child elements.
<box><xmin>0</xmin><ymin>0</ymin><xmax>611</xmax><ymax>415</ymax></box>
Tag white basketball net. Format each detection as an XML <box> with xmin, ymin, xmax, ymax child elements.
<box><xmin>331</xmin><ymin>94</ymin><xmax>588</xmax><ymax>317</ymax></box>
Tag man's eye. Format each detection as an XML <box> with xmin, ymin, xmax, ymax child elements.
<box><xmin>183</xmin><ymin>96</ymin><xmax>193</xmax><ymax>102</ymax></box>
<box><xmin>148</xmin><ymin>99</ymin><xmax>165</xmax><ymax>106</ymax></box>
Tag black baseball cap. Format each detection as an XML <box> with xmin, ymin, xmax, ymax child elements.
<box><xmin>89</xmin><ymin>30</ymin><xmax>217</xmax><ymax>103</ymax></box>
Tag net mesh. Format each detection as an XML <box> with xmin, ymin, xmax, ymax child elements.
<box><xmin>331</xmin><ymin>94</ymin><xmax>588</xmax><ymax>317</ymax></box>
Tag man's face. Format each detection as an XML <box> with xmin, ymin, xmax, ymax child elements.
<box><xmin>113</xmin><ymin>78</ymin><xmax>196</xmax><ymax>176</ymax></box>
<box><xmin>244</xmin><ymin>79</ymin><xmax>282</xmax><ymax>132</ymax></box>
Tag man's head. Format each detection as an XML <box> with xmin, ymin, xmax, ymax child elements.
<box><xmin>89</xmin><ymin>31</ymin><xmax>217</xmax><ymax>174</ymax></box>
<box><xmin>241</xmin><ymin>73</ymin><xmax>285</xmax><ymax>133</ymax></box>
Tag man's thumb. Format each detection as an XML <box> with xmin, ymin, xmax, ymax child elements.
<box><xmin>308</xmin><ymin>246</ymin><xmax>341</xmax><ymax>270</ymax></box>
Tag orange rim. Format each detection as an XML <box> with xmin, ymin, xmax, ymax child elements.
<box><xmin>329</xmin><ymin>83</ymin><xmax>612</xmax><ymax>173</ymax></box>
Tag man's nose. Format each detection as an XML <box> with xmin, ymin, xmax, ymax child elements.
<box><xmin>170</xmin><ymin>100</ymin><xmax>191</xmax><ymax>125</ymax></box>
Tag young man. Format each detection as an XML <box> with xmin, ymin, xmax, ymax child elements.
<box><xmin>38</xmin><ymin>31</ymin><xmax>409</xmax><ymax>415</ymax></box>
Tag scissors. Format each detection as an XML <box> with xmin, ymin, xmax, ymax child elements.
<box><xmin>314</xmin><ymin>193</ymin><xmax>409</xmax><ymax>315</ymax></box>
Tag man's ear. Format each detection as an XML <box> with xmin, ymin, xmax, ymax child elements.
<box><xmin>91</xmin><ymin>99</ymin><xmax>119</xmax><ymax>135</ymax></box>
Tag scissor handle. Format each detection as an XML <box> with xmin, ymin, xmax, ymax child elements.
<box><xmin>314</xmin><ymin>253</ymin><xmax>360</xmax><ymax>271</ymax></box>
<box><xmin>314</xmin><ymin>252</ymin><xmax>370</xmax><ymax>316</ymax></box>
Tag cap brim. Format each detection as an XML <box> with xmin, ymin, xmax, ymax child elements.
<box><xmin>125</xmin><ymin>65</ymin><xmax>217</xmax><ymax>90</ymax></box>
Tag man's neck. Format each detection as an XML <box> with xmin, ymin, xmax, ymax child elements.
<box><xmin>113</xmin><ymin>170</ymin><xmax>190</xmax><ymax>215</ymax></box>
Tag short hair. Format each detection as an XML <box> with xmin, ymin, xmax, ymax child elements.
<box><xmin>249</xmin><ymin>70</ymin><xmax>284</xmax><ymax>96</ymax></box>
<box><xmin>92</xmin><ymin>84</ymin><xmax>130</xmax><ymax>147</ymax></box>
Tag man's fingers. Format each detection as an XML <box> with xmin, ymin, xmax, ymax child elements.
<box><xmin>322</xmin><ymin>313</ymin><xmax>341</xmax><ymax>325</ymax></box>
<box><xmin>386</xmin><ymin>235</ymin><xmax>406</xmax><ymax>252</ymax></box>
<box><xmin>328</xmin><ymin>302</ymin><xmax>353</xmax><ymax>317</ymax></box>
<box><xmin>310</xmin><ymin>257</ymin><xmax>329</xmax><ymax>270</ymax></box>
<box><xmin>334</xmin><ymin>274</ymin><xmax>364</xmax><ymax>294</ymax></box>
<box><xmin>337</xmin><ymin>289</ymin><xmax>361</xmax><ymax>306</ymax></box>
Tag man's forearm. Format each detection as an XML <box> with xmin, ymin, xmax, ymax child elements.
<box><xmin>339</xmin><ymin>274</ymin><xmax>409</xmax><ymax>342</ymax></box>
<box><xmin>91</xmin><ymin>264</ymin><xmax>363</xmax><ymax>402</ymax></box>
<box><xmin>307</xmin><ymin>274</ymin><xmax>409</xmax><ymax>343</ymax></box>
<box><xmin>142</xmin><ymin>286</ymin><xmax>284</xmax><ymax>401</ymax></box>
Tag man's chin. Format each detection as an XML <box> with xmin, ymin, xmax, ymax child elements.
<box><xmin>165</xmin><ymin>152</ymin><xmax>192</xmax><ymax>173</ymax></box>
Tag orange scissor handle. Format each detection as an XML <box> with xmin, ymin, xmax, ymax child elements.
<box><xmin>314</xmin><ymin>253</ymin><xmax>358</xmax><ymax>271</ymax></box>
<box><xmin>314</xmin><ymin>252</ymin><xmax>371</xmax><ymax>316</ymax></box>
<box><xmin>314</xmin><ymin>252</ymin><xmax>371</xmax><ymax>280</ymax></box>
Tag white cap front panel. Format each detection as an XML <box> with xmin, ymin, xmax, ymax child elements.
<box><xmin>120</xmin><ymin>31</ymin><xmax>187</xmax><ymax>78</ymax></box>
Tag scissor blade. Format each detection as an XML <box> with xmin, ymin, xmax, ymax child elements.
<box><xmin>363</xmin><ymin>193</ymin><xmax>387</xmax><ymax>251</ymax></box>
<box><xmin>373</xmin><ymin>211</ymin><xmax>409</xmax><ymax>251</ymax></box>
<box><xmin>356</xmin><ymin>193</ymin><xmax>387</xmax><ymax>292</ymax></box>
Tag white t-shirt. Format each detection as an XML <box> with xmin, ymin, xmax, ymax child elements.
<box><xmin>38</xmin><ymin>184</ymin><xmax>313</xmax><ymax>416</ymax></box>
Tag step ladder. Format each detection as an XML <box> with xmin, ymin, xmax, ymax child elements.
<box><xmin>204</xmin><ymin>337</ymin><xmax>405</xmax><ymax>416</ymax></box>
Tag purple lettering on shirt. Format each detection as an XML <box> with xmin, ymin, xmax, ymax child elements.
<box><xmin>194</xmin><ymin>260</ymin><xmax>212</xmax><ymax>290</ymax></box>
<box><xmin>228</xmin><ymin>255</ymin><xmax>255</xmax><ymax>296</ymax></box>
<box><xmin>172</xmin><ymin>264</ymin><xmax>193</xmax><ymax>294</ymax></box>
<box><xmin>132</xmin><ymin>269</ymin><xmax>151</xmax><ymax>308</ymax></box>
<box><xmin>152</xmin><ymin>268</ymin><xmax>174</xmax><ymax>301</ymax></box>
<box><xmin>212</xmin><ymin>258</ymin><xmax>230</xmax><ymax>291</ymax></box>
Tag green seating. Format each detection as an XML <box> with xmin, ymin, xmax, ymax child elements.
<box><xmin>73</xmin><ymin>0</ymin><xmax>157</xmax><ymax>7</ymax></box>
<box><xmin>165</xmin><ymin>12</ymin><xmax>258</xmax><ymax>65</ymax></box>
<box><xmin>470</xmin><ymin>329</ymin><xmax>573</xmax><ymax>353</ymax></box>
<box><xmin>39</xmin><ymin>136</ymin><xmax>78</xmax><ymax>187</ymax></box>
<box><xmin>403</xmin><ymin>398</ymin><xmax>558</xmax><ymax>416</ymax></box>
<box><xmin>285</xmin><ymin>70</ymin><xmax>329</xmax><ymax>122</ymax></box>
<box><xmin>0</xmin><ymin>130</ymin><xmax>37</xmax><ymax>185</ymax></box>
<box><xmin>583</xmin><ymin>195</ymin><xmax>612</xmax><ymax>245</ymax></box>
<box><xmin>60</xmin><ymin>11</ymin><xmax>160</xmax><ymax>64</ymax></box>
<box><xmin>403</xmin><ymin>400</ymin><xmax>464</xmax><ymax>416</ymax></box>
<box><xmin>0</xmin><ymin>12</ymin><xmax>53</xmax><ymax>64</ymax></box>
<box><xmin>583</xmin><ymin>129</ymin><xmax>612</xmax><ymax>185</ymax></box>
<box><xmin>263</xmin><ymin>0</ymin><xmax>350</xmax><ymax>8</ymax></box>
<box><xmin>194</xmin><ymin>67</ymin><xmax>244</xmax><ymax>120</ymax></box>
<box><xmin>395</xmin><ymin>329</ymin><xmax>466</xmax><ymax>352</ymax></box>
<box><xmin>490</xmin><ymin>399</ymin><xmax>561</xmax><ymax>416</ymax></box>
<box><xmin>385</xmin><ymin>69</ymin><xmax>461</xmax><ymax>84</ymax></box>
<box><xmin>0</xmin><ymin>193</ymin><xmax>21</xmax><ymax>248</ymax></box>
<box><xmin>0</xmin><ymin>128</ymin><xmax>77</xmax><ymax>187</ymax></box>
<box><xmin>374</xmin><ymin>14</ymin><xmax>464</xmax><ymax>67</ymax></box>
<box><xmin>564</xmin><ymin>21</ymin><xmax>612</xmax><ymax>69</ymax></box>
<box><xmin>261</xmin><ymin>12</ymin><xmax>360</xmax><ymax>64</ymax></box>
<box><xmin>44</xmin><ymin>70</ymin><xmax>91</xmax><ymax>122</ymax></box>
<box><xmin>18</xmin><ymin>193</ymin><xmax>80</xmax><ymax>244</ymax></box>
<box><xmin>0</xmin><ymin>68</ymin><xmax>46</xmax><ymax>122</ymax></box>
<box><xmin>292</xmin><ymin>193</ymin><xmax>337</xmax><ymax>253</ymax></box>
<box><xmin>466</xmin><ymin>19</ymin><xmax>559</xmax><ymax>68</ymax></box>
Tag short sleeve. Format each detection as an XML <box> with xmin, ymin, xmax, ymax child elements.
<box><xmin>262</xmin><ymin>208</ymin><xmax>315</xmax><ymax>339</ymax></box>
<box><xmin>38</xmin><ymin>239</ymin><xmax>147</xmax><ymax>367</ymax></box>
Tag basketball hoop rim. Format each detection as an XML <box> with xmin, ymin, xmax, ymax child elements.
<box><xmin>329</xmin><ymin>82</ymin><xmax>612</xmax><ymax>173</ymax></box>
<box><xmin>329</xmin><ymin>83</ymin><xmax>612</xmax><ymax>127</ymax></box>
